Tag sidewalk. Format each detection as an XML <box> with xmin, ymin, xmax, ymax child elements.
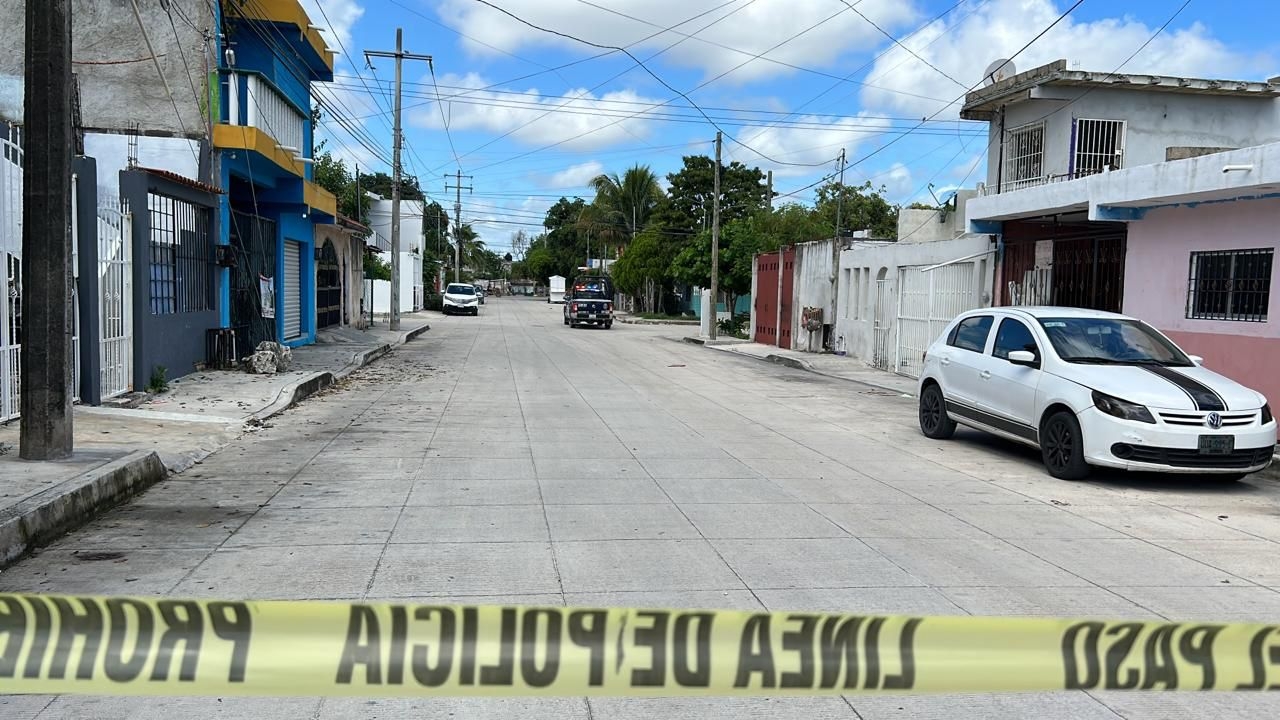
<box><xmin>0</xmin><ymin>314</ymin><xmax>432</xmax><ymax>566</ymax></box>
<box><xmin>614</xmin><ymin>311</ymin><xmax>699</xmax><ymax>326</ymax></box>
<box><xmin>688</xmin><ymin>338</ymin><xmax>918</xmax><ymax>396</ymax></box>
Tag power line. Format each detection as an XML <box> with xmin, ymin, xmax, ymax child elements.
<box><xmin>568</xmin><ymin>0</ymin><xmax>961</xmax><ymax>105</ymax></box>
<box><xmin>428</xmin><ymin>61</ymin><xmax>462</xmax><ymax>171</ymax></box>
<box><xmin>470</xmin><ymin>0</ymin><xmax>843</xmax><ymax>168</ymax></box>
<box><xmin>845</xmin><ymin>0</ymin><xmax>1086</xmax><ymax>173</ymax></box>
<box><xmin>909</xmin><ymin>0</ymin><xmax>1193</xmax><ymax>210</ymax></box>
<box><xmin>446</xmin><ymin>0</ymin><xmax>761</xmax><ymax>172</ymax></box>
<box><xmin>345</xmin><ymin>79</ymin><xmax>981</xmax><ymax>125</ymax></box>
<box><xmin>735</xmin><ymin>0</ymin><xmax>982</xmax><ymax>156</ymax></box>
<box><xmin>833</xmin><ymin>0</ymin><xmax>967</xmax><ymax>89</ymax></box>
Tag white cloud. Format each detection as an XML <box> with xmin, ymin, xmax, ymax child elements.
<box><xmin>436</xmin><ymin>0</ymin><xmax>918</xmax><ymax>83</ymax></box>
<box><xmin>299</xmin><ymin>0</ymin><xmax>364</xmax><ymax>55</ymax></box>
<box><xmin>410</xmin><ymin>73</ymin><xmax>666</xmax><ymax>150</ymax></box>
<box><xmin>545</xmin><ymin>161</ymin><xmax>604</xmax><ymax>189</ymax></box>
<box><xmin>861</xmin><ymin>0</ymin><xmax>1266</xmax><ymax>118</ymax></box>
<box><xmin>725</xmin><ymin>113</ymin><xmax>895</xmax><ymax>177</ymax></box>
<box><xmin>878</xmin><ymin>162</ymin><xmax>915</xmax><ymax>200</ymax></box>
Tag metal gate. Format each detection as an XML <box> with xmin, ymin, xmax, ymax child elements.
<box><xmin>895</xmin><ymin>262</ymin><xmax>981</xmax><ymax>378</ymax></box>
<box><xmin>283</xmin><ymin>240</ymin><xmax>302</xmax><ymax>340</ymax></box>
<box><xmin>97</xmin><ymin>195</ymin><xmax>133</xmax><ymax>398</ymax></box>
<box><xmin>751</xmin><ymin>247</ymin><xmax>795</xmax><ymax>347</ymax></box>
<box><xmin>229</xmin><ymin>211</ymin><xmax>277</xmax><ymax>351</ymax></box>
<box><xmin>1</xmin><ymin>124</ymin><xmax>20</xmax><ymax>421</ymax></box>
<box><xmin>871</xmin><ymin>276</ymin><xmax>891</xmax><ymax>371</ymax></box>
<box><xmin>316</xmin><ymin>240</ymin><xmax>340</xmax><ymax>329</ymax></box>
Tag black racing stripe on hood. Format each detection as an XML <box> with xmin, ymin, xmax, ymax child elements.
<box><xmin>1140</xmin><ymin>365</ymin><xmax>1227</xmax><ymax>411</ymax></box>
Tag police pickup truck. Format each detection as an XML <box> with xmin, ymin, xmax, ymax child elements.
<box><xmin>563</xmin><ymin>276</ymin><xmax>614</xmax><ymax>329</ymax></box>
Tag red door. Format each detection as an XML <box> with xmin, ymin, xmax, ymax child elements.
<box><xmin>752</xmin><ymin>248</ymin><xmax>795</xmax><ymax>347</ymax></box>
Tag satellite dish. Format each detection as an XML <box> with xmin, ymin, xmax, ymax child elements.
<box><xmin>982</xmin><ymin>58</ymin><xmax>1016</xmax><ymax>86</ymax></box>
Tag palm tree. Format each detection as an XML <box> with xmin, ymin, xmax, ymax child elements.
<box><xmin>450</xmin><ymin>223</ymin><xmax>486</xmax><ymax>274</ymax></box>
<box><xmin>585</xmin><ymin>165</ymin><xmax>664</xmax><ymax>255</ymax></box>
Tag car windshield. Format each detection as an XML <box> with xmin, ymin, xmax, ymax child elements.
<box><xmin>446</xmin><ymin>284</ymin><xmax>475</xmax><ymax>295</ymax></box>
<box><xmin>1038</xmin><ymin>317</ymin><xmax>1192</xmax><ymax>366</ymax></box>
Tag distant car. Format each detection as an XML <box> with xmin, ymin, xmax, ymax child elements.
<box><xmin>442</xmin><ymin>283</ymin><xmax>480</xmax><ymax>316</ymax></box>
<box><xmin>917</xmin><ymin>307</ymin><xmax>1275</xmax><ymax>480</ymax></box>
<box><xmin>473</xmin><ymin>285</ymin><xmax>486</xmax><ymax>304</ymax></box>
<box><xmin>564</xmin><ymin>276</ymin><xmax>614</xmax><ymax>329</ymax></box>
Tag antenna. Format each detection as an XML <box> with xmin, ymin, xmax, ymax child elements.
<box><xmin>982</xmin><ymin>58</ymin><xmax>1016</xmax><ymax>86</ymax></box>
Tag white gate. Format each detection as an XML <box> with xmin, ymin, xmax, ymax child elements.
<box><xmin>1</xmin><ymin>125</ymin><xmax>21</xmax><ymax>422</ymax></box>
<box><xmin>895</xmin><ymin>262</ymin><xmax>981</xmax><ymax>378</ymax></box>
<box><xmin>98</xmin><ymin>195</ymin><xmax>133</xmax><ymax>398</ymax></box>
<box><xmin>283</xmin><ymin>240</ymin><xmax>301</xmax><ymax>340</ymax></box>
<box><xmin>871</xmin><ymin>277</ymin><xmax>892</xmax><ymax>371</ymax></box>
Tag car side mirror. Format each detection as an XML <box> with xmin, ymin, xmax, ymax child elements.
<box><xmin>1188</xmin><ymin>355</ymin><xmax>1204</xmax><ymax>366</ymax></box>
<box><xmin>1007</xmin><ymin>349</ymin><xmax>1039</xmax><ymax>367</ymax></box>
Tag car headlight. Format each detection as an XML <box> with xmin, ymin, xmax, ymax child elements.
<box><xmin>1092</xmin><ymin>390</ymin><xmax>1156</xmax><ymax>424</ymax></box>
<box><xmin>1263</xmin><ymin>403</ymin><xmax>1274</xmax><ymax>425</ymax></box>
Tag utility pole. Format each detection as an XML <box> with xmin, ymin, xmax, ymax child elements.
<box><xmin>709</xmin><ymin>131</ymin><xmax>722</xmax><ymax>341</ymax></box>
<box><xmin>446</xmin><ymin>171</ymin><xmax>473</xmax><ymax>283</ymax></box>
<box><xmin>833</xmin><ymin>148</ymin><xmax>847</xmax><ymax>239</ymax></box>
<box><xmin>365</xmin><ymin>29</ymin><xmax>431</xmax><ymax>330</ymax></box>
<box><xmin>21</xmin><ymin>0</ymin><xmax>74</xmax><ymax>459</ymax></box>
<box><xmin>766</xmin><ymin>170</ymin><xmax>773</xmax><ymax>211</ymax></box>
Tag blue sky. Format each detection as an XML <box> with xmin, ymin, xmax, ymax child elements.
<box><xmin>304</xmin><ymin>0</ymin><xmax>1276</xmax><ymax>253</ymax></box>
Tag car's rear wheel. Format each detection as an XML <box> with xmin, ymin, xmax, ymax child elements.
<box><xmin>918</xmin><ymin>383</ymin><xmax>956</xmax><ymax>439</ymax></box>
<box><xmin>605</xmin><ymin>320</ymin><xmax>613</xmax><ymax>329</ymax></box>
<box><xmin>1041</xmin><ymin>411</ymin><xmax>1090</xmax><ymax>480</ymax></box>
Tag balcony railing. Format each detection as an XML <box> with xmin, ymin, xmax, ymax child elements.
<box><xmin>223</xmin><ymin>72</ymin><xmax>306</xmax><ymax>158</ymax></box>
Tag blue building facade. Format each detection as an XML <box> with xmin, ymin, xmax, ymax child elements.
<box><xmin>213</xmin><ymin>0</ymin><xmax>337</xmax><ymax>350</ymax></box>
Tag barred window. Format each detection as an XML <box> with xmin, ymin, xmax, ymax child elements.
<box><xmin>1186</xmin><ymin>248</ymin><xmax>1273</xmax><ymax>322</ymax></box>
<box><xmin>148</xmin><ymin>192</ymin><xmax>213</xmax><ymax>314</ymax></box>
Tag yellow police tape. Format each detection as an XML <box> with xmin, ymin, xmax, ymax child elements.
<box><xmin>0</xmin><ymin>594</ymin><xmax>1277</xmax><ymax>696</ymax></box>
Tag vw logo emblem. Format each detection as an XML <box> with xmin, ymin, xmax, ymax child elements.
<box><xmin>1205</xmin><ymin>412</ymin><xmax>1223</xmax><ymax>429</ymax></box>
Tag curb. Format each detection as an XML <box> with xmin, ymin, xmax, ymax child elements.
<box><xmin>698</xmin><ymin>343</ymin><xmax>916</xmax><ymax>397</ymax></box>
<box><xmin>616</xmin><ymin>316</ymin><xmax>700</xmax><ymax>326</ymax></box>
<box><xmin>0</xmin><ymin>450</ymin><xmax>166</xmax><ymax>568</ymax></box>
<box><xmin>250</xmin><ymin>323</ymin><xmax>431</xmax><ymax>423</ymax></box>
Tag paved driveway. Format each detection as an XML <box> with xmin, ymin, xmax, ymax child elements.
<box><xmin>3</xmin><ymin>296</ymin><xmax>1279</xmax><ymax>719</ymax></box>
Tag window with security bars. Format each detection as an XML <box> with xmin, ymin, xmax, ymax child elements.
<box><xmin>1002</xmin><ymin>121</ymin><xmax>1045</xmax><ymax>191</ymax></box>
<box><xmin>1186</xmin><ymin>248</ymin><xmax>1273</xmax><ymax>322</ymax></box>
<box><xmin>148</xmin><ymin>192</ymin><xmax>213</xmax><ymax>315</ymax></box>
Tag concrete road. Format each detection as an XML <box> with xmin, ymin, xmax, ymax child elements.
<box><xmin>4</xmin><ymin>296</ymin><xmax>1280</xmax><ymax>719</ymax></box>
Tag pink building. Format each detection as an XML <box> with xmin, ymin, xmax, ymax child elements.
<box><xmin>968</xmin><ymin>140</ymin><xmax>1280</xmax><ymax>405</ymax></box>
<box><xmin>1124</xmin><ymin>199</ymin><xmax>1278</xmax><ymax>406</ymax></box>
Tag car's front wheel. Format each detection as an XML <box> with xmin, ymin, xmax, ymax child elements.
<box><xmin>918</xmin><ymin>383</ymin><xmax>956</xmax><ymax>439</ymax></box>
<box><xmin>1041</xmin><ymin>411</ymin><xmax>1090</xmax><ymax>480</ymax></box>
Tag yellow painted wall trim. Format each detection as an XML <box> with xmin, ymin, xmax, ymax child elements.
<box><xmin>305</xmin><ymin>181</ymin><xmax>338</xmax><ymax>217</ymax></box>
<box><xmin>222</xmin><ymin>0</ymin><xmax>335</xmax><ymax>72</ymax></box>
<box><xmin>213</xmin><ymin>124</ymin><xmax>306</xmax><ymax>177</ymax></box>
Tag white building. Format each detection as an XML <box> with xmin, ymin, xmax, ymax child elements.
<box><xmin>834</xmin><ymin>191</ymin><xmax>994</xmax><ymax>377</ymax></box>
<box><xmin>366</xmin><ymin>195</ymin><xmax>424</xmax><ymax>312</ymax></box>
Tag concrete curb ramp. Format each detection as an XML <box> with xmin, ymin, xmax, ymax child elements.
<box><xmin>251</xmin><ymin>323</ymin><xmax>431</xmax><ymax>422</ymax></box>
<box><xmin>0</xmin><ymin>450</ymin><xmax>165</xmax><ymax>568</ymax></box>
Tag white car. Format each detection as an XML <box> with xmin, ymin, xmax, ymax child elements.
<box><xmin>442</xmin><ymin>283</ymin><xmax>480</xmax><ymax>316</ymax></box>
<box><xmin>917</xmin><ymin>307</ymin><xmax>1276</xmax><ymax>480</ymax></box>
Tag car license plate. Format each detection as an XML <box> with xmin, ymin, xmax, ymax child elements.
<box><xmin>587</xmin><ymin>313</ymin><xmax>596</xmax><ymax>319</ymax></box>
<box><xmin>1197</xmin><ymin>435</ymin><xmax>1234</xmax><ymax>455</ymax></box>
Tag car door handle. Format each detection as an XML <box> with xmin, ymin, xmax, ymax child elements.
<box><xmin>939</xmin><ymin>356</ymin><xmax>951</xmax><ymax>366</ymax></box>
<box><xmin>980</xmin><ymin>370</ymin><xmax>992</xmax><ymax>379</ymax></box>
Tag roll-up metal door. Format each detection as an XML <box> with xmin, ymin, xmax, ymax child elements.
<box><xmin>283</xmin><ymin>240</ymin><xmax>302</xmax><ymax>340</ymax></box>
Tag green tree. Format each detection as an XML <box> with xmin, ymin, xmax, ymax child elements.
<box><xmin>359</xmin><ymin>171</ymin><xmax>425</xmax><ymax>201</ymax></box>
<box><xmin>814</xmin><ymin>180</ymin><xmax>898</xmax><ymax>239</ymax></box>
<box><xmin>608</xmin><ymin>228</ymin><xmax>678</xmax><ymax>312</ymax></box>
<box><xmin>660</xmin><ymin>155</ymin><xmax>769</xmax><ymax>236</ymax></box>
<box><xmin>586</xmin><ymin>165</ymin><xmax>664</xmax><ymax>254</ymax></box>
<box><xmin>364</xmin><ymin>253</ymin><xmax>391</xmax><ymax>281</ymax></box>
<box><xmin>312</xmin><ymin>151</ymin><xmax>370</xmax><ymax>221</ymax></box>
